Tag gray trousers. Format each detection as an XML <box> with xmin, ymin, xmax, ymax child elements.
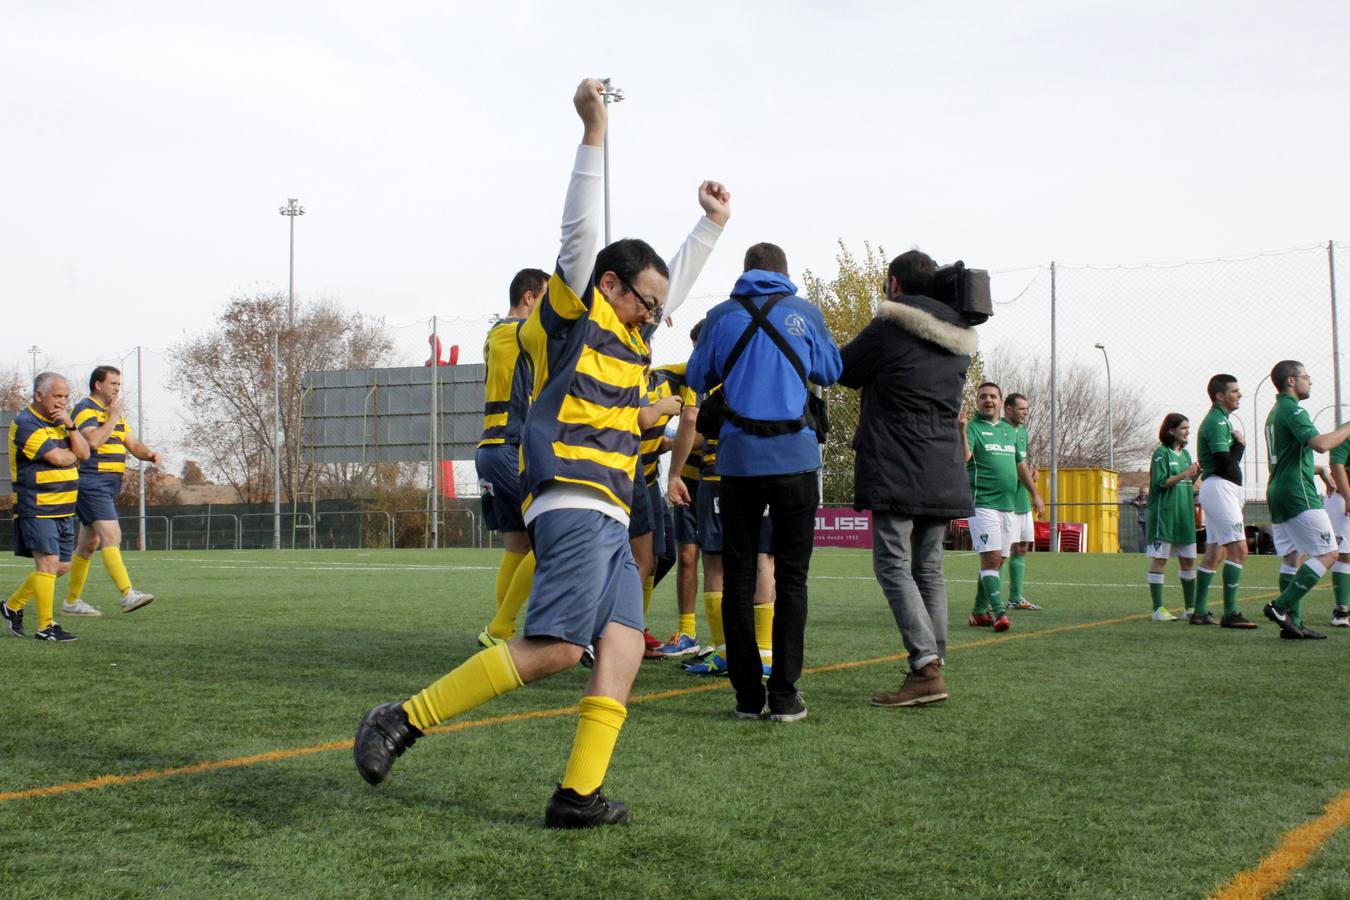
<box><xmin>872</xmin><ymin>513</ymin><xmax>948</xmax><ymax>672</ymax></box>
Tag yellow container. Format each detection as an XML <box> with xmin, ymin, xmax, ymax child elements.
<box><xmin>1034</xmin><ymin>467</ymin><xmax>1119</xmax><ymax>553</ymax></box>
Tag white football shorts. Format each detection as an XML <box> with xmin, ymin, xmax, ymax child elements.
<box><xmin>970</xmin><ymin>507</ymin><xmax>1016</xmax><ymax>556</ymax></box>
<box><xmin>1198</xmin><ymin>477</ymin><xmax>1245</xmax><ymax>548</ymax></box>
<box><xmin>1271</xmin><ymin>508</ymin><xmax>1338</xmax><ymax>558</ymax></box>
<box><xmin>1146</xmin><ymin>539</ymin><xmax>1197</xmax><ymax>560</ymax></box>
<box><xmin>1323</xmin><ymin>492</ymin><xmax>1350</xmax><ymax>552</ymax></box>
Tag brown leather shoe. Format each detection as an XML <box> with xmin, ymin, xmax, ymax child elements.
<box><xmin>870</xmin><ymin>661</ymin><xmax>949</xmax><ymax>708</ymax></box>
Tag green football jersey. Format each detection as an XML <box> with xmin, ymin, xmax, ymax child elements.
<box><xmin>1146</xmin><ymin>444</ymin><xmax>1195</xmax><ymax>544</ymax></box>
<box><xmin>1012</xmin><ymin>424</ymin><xmax>1032</xmax><ymax>514</ymax></box>
<box><xmin>1265</xmin><ymin>393</ymin><xmax>1322</xmax><ymax>523</ymax></box>
<box><xmin>967</xmin><ymin>417</ymin><xmax>1020</xmax><ymax>512</ymax></box>
<box><xmin>1330</xmin><ymin>436</ymin><xmax>1350</xmax><ymax>467</ymax></box>
<box><xmin>1197</xmin><ymin>405</ymin><xmax>1239</xmax><ymax>481</ymax></box>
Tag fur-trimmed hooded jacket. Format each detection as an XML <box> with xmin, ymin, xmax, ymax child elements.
<box><xmin>837</xmin><ymin>294</ymin><xmax>978</xmax><ymax>517</ymax></box>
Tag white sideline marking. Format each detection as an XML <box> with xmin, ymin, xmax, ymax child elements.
<box><xmin>813</xmin><ymin>575</ymin><xmax>1269</xmax><ymax>591</ymax></box>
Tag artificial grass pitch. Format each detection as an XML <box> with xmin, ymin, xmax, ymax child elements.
<box><xmin>1</xmin><ymin>548</ymin><xmax>1346</xmax><ymax>899</ymax></box>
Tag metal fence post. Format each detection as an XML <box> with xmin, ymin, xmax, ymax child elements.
<box><xmin>1331</xmin><ymin>240</ymin><xmax>1342</xmax><ymax>427</ymax></box>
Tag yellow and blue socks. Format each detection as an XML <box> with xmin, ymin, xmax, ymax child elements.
<box><xmin>67</xmin><ymin>554</ymin><xmax>92</xmax><ymax>601</ymax></box>
<box><xmin>402</xmin><ymin>642</ymin><xmax>524</xmax><ymax>732</ymax></box>
<box><xmin>754</xmin><ymin>603</ymin><xmax>774</xmax><ymax>669</ymax></box>
<box><xmin>102</xmin><ymin>547</ymin><xmax>132</xmax><ymax>596</ymax></box>
<box><xmin>560</xmin><ymin>695</ymin><xmax>628</xmax><ymax>795</ymax></box>
<box><xmin>487</xmin><ymin>551</ymin><xmax>535</xmax><ymax>640</ymax></box>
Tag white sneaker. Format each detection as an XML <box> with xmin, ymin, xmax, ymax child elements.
<box><xmin>1332</xmin><ymin>606</ymin><xmax>1350</xmax><ymax>628</ymax></box>
<box><xmin>1151</xmin><ymin>607</ymin><xmax>1178</xmax><ymax>622</ymax></box>
<box><xmin>61</xmin><ymin>598</ymin><xmax>102</xmax><ymax>617</ymax></box>
<box><xmin>120</xmin><ymin>589</ymin><xmax>155</xmax><ymax>613</ymax></box>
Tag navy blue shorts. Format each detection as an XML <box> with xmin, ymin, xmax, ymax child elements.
<box><xmin>627</xmin><ymin>475</ymin><xmax>652</xmax><ymax>538</ymax></box>
<box><xmin>523</xmin><ymin>508</ymin><xmax>644</xmax><ymax>647</ymax></box>
<box><xmin>14</xmin><ymin>517</ymin><xmax>76</xmax><ymax>562</ymax></box>
<box><xmin>475</xmin><ymin>443</ymin><xmax>525</xmax><ymax>533</ymax></box>
<box><xmin>76</xmin><ymin>478</ymin><xmax>120</xmax><ymax>526</ymax></box>
<box><xmin>672</xmin><ymin>479</ymin><xmax>700</xmax><ymax>545</ymax></box>
<box><xmin>696</xmin><ymin>479</ymin><xmax>773</xmax><ymax>555</ymax></box>
<box><xmin>656</xmin><ymin>486</ymin><xmax>676</xmax><ymax>562</ymax></box>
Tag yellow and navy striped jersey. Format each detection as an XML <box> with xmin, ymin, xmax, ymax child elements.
<box><xmin>699</xmin><ymin>387</ymin><xmax>721</xmax><ymax>483</ymax></box>
<box><xmin>639</xmin><ymin>364</ymin><xmax>697</xmax><ymax>487</ymax></box>
<box><xmin>477</xmin><ymin>316</ymin><xmax>531</xmax><ymax>448</ymax></box>
<box><xmin>72</xmin><ymin>396</ymin><xmax>131</xmax><ymax>481</ymax></box>
<box><xmin>8</xmin><ymin>405</ymin><xmax>78</xmax><ymax>519</ymax></box>
<box><xmin>518</xmin><ymin>270</ymin><xmax>650</xmax><ymax>514</ymax></box>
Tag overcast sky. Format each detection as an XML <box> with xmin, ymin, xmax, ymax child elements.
<box><xmin>4</xmin><ymin>1</ymin><xmax>1348</xmax><ymax>477</ymax></box>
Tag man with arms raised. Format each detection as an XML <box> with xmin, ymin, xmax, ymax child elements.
<box><xmin>63</xmin><ymin>366</ymin><xmax>159</xmax><ymax>617</ymax></box>
<box><xmin>355</xmin><ymin>79</ymin><xmax>682</xmax><ymax>827</ymax></box>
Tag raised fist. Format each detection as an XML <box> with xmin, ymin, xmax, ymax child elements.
<box><xmin>698</xmin><ymin>180</ymin><xmax>731</xmax><ymax>227</ymax></box>
<box><xmin>573</xmin><ymin>78</ymin><xmax>608</xmax><ymax>143</ymax></box>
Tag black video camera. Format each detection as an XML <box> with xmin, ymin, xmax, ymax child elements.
<box><xmin>931</xmin><ymin>261</ymin><xmax>993</xmax><ymax>326</ymax></box>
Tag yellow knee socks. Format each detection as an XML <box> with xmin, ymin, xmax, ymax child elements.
<box><xmin>642</xmin><ymin>575</ymin><xmax>655</xmax><ymax>621</ymax></box>
<box><xmin>487</xmin><ymin>551</ymin><xmax>535</xmax><ymax>640</ymax></box>
<box><xmin>704</xmin><ymin>591</ymin><xmax>724</xmax><ymax>649</ymax></box>
<box><xmin>67</xmin><ymin>554</ymin><xmax>92</xmax><ymax>601</ymax></box>
<box><xmin>677</xmin><ymin>612</ymin><xmax>696</xmax><ymax>639</ymax></box>
<box><xmin>493</xmin><ymin>550</ymin><xmax>527</xmax><ymax>611</ymax></box>
<box><xmin>7</xmin><ymin>573</ymin><xmax>39</xmax><ymax>611</ymax></box>
<box><xmin>754</xmin><ymin>603</ymin><xmax>774</xmax><ymax>667</ymax></box>
<box><xmin>402</xmin><ymin>642</ymin><xmax>524</xmax><ymax>732</ymax></box>
<box><xmin>33</xmin><ymin>572</ymin><xmax>57</xmax><ymax>630</ymax></box>
<box><xmin>102</xmin><ymin>547</ymin><xmax>132</xmax><ymax>595</ymax></box>
<box><xmin>560</xmin><ymin>695</ymin><xmax>628</xmax><ymax>795</ymax></box>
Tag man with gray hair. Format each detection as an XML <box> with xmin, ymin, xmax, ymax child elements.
<box><xmin>4</xmin><ymin>373</ymin><xmax>90</xmax><ymax>642</ymax></box>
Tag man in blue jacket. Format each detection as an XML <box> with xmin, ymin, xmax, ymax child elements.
<box><xmin>687</xmin><ymin>243</ymin><xmax>842</xmax><ymax>722</ymax></box>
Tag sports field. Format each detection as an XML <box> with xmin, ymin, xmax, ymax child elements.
<box><xmin>1</xmin><ymin>548</ymin><xmax>1346</xmax><ymax>899</ymax></box>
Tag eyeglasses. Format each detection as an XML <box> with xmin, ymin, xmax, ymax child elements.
<box><xmin>619</xmin><ymin>276</ymin><xmax>661</xmax><ymax>315</ymax></box>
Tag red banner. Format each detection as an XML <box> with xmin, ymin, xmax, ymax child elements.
<box><xmin>814</xmin><ymin>507</ymin><xmax>872</xmax><ymax>549</ymax></box>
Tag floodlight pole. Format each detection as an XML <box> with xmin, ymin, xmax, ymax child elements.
<box><xmin>600</xmin><ymin>78</ymin><xmax>625</xmax><ymax>244</ymax></box>
<box><xmin>27</xmin><ymin>345</ymin><xmax>40</xmax><ymax>382</ymax></box>
<box><xmin>430</xmin><ymin>316</ymin><xmax>440</xmax><ymax>550</ymax></box>
<box><xmin>1048</xmin><ymin>262</ymin><xmax>1059</xmax><ymax>552</ymax></box>
<box><xmin>279</xmin><ymin>199</ymin><xmax>305</xmax><ymax>327</ymax></box>
<box><xmin>1330</xmin><ymin>240</ymin><xmax>1342</xmax><ymax>427</ymax></box>
<box><xmin>1094</xmin><ymin>343</ymin><xmax>1114</xmax><ymax>471</ymax></box>
<box><xmin>137</xmin><ymin>345</ymin><xmax>146</xmax><ymax>552</ymax></box>
<box><xmin>278</xmin><ymin>199</ymin><xmax>305</xmax><ymax>551</ymax></box>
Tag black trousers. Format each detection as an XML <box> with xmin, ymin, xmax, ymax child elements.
<box><xmin>720</xmin><ymin>471</ymin><xmax>819</xmax><ymax>711</ymax></box>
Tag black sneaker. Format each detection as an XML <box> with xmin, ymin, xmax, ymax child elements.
<box><xmin>1300</xmin><ymin>626</ymin><xmax>1328</xmax><ymax>640</ymax></box>
<box><xmin>768</xmin><ymin>692</ymin><xmax>808</xmax><ymax>723</ymax></box>
<box><xmin>2</xmin><ymin>603</ymin><xmax>25</xmax><ymax>638</ymax></box>
<box><xmin>354</xmin><ymin>701</ymin><xmax>424</xmax><ymax>785</ymax></box>
<box><xmin>33</xmin><ymin>623</ymin><xmax>76</xmax><ymax>642</ymax></box>
<box><xmin>1189</xmin><ymin>612</ymin><xmax>1219</xmax><ymax>626</ymax></box>
<box><xmin>1263</xmin><ymin>602</ymin><xmax>1304</xmax><ymax>638</ymax></box>
<box><xmin>544</xmin><ymin>784</ymin><xmax>629</xmax><ymax>829</ymax></box>
<box><xmin>1220</xmin><ymin>612</ymin><xmax>1259</xmax><ymax>630</ymax></box>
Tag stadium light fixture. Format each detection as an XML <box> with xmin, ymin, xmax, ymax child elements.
<box><xmin>600</xmin><ymin>78</ymin><xmax>624</xmax><ymax>245</ymax></box>
<box><xmin>1094</xmin><ymin>343</ymin><xmax>1114</xmax><ymax>471</ymax></box>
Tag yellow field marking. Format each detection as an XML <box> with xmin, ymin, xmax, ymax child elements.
<box><xmin>1209</xmin><ymin>789</ymin><xmax>1350</xmax><ymax>899</ymax></box>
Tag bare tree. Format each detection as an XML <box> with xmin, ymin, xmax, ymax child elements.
<box><xmin>1</xmin><ymin>367</ymin><xmax>27</xmax><ymax>412</ymax></box>
<box><xmin>167</xmin><ymin>291</ymin><xmax>394</xmax><ymax>502</ymax></box>
<box><xmin>983</xmin><ymin>346</ymin><xmax>1153</xmax><ymax>470</ymax></box>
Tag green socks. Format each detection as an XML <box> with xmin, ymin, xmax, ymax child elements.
<box><xmin>981</xmin><ymin>570</ymin><xmax>1004</xmax><ymax>617</ymax></box>
<box><xmin>1279</xmin><ymin>565</ymin><xmax>1297</xmax><ymax>594</ymax></box>
<box><xmin>1008</xmin><ymin>554</ymin><xmax>1026</xmax><ymax>604</ymax></box>
<box><xmin>1147</xmin><ymin>572</ymin><xmax>1164</xmax><ymax>611</ymax></box>
<box><xmin>1274</xmin><ymin>560</ymin><xmax>1326</xmax><ymax>627</ymax></box>
<box><xmin>1179</xmin><ymin>570</ymin><xmax>1196</xmax><ymax>614</ymax></box>
<box><xmin>1194</xmin><ymin>567</ymin><xmax>1215</xmax><ymax>615</ymax></box>
<box><xmin>1222</xmin><ymin>561</ymin><xmax>1243</xmax><ymax>616</ymax></box>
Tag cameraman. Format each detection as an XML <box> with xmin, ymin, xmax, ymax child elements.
<box><xmin>837</xmin><ymin>250</ymin><xmax>978</xmax><ymax>708</ymax></box>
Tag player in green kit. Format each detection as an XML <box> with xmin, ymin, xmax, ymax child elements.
<box><xmin>962</xmin><ymin>382</ymin><xmax>1040</xmax><ymax>633</ymax></box>
<box><xmin>1321</xmin><ymin>437</ymin><xmax>1350</xmax><ymax>627</ymax></box>
<box><xmin>1262</xmin><ymin>360</ymin><xmax>1350</xmax><ymax>640</ymax></box>
<box><xmin>1003</xmin><ymin>393</ymin><xmax>1044</xmax><ymax>610</ymax></box>
<box><xmin>1192</xmin><ymin>374</ymin><xmax>1257</xmax><ymax>628</ymax></box>
<box><xmin>1144</xmin><ymin>414</ymin><xmax>1200</xmax><ymax>621</ymax></box>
